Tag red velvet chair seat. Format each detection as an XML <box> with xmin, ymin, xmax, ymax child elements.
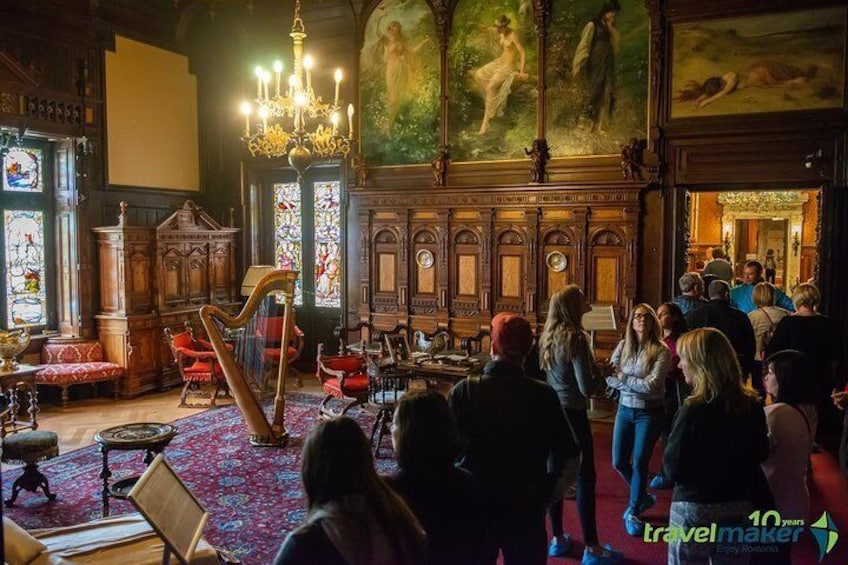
<box><xmin>263</xmin><ymin>347</ymin><xmax>300</xmax><ymax>362</ymax></box>
<box><xmin>322</xmin><ymin>372</ymin><xmax>369</xmax><ymax>399</ymax></box>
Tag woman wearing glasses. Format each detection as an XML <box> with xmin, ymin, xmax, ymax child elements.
<box><xmin>606</xmin><ymin>304</ymin><xmax>670</xmax><ymax>537</ymax></box>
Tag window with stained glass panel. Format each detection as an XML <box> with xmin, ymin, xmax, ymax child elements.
<box><xmin>4</xmin><ymin>210</ymin><xmax>47</xmax><ymax>327</ymax></box>
<box><xmin>273</xmin><ymin>182</ymin><xmax>303</xmax><ymax>305</ymax></box>
<box><xmin>313</xmin><ymin>181</ymin><xmax>341</xmax><ymax>308</ymax></box>
<box><xmin>3</xmin><ymin>147</ymin><xmax>44</xmax><ymax>193</ymax></box>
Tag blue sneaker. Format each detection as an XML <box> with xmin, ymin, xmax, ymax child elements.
<box><xmin>650</xmin><ymin>473</ymin><xmax>672</xmax><ymax>489</ymax></box>
<box><xmin>634</xmin><ymin>493</ymin><xmax>657</xmax><ymax>516</ymax></box>
<box><xmin>548</xmin><ymin>534</ymin><xmax>573</xmax><ymax>557</ymax></box>
<box><xmin>624</xmin><ymin>513</ymin><xmax>645</xmax><ymax>537</ymax></box>
<box><xmin>582</xmin><ymin>546</ymin><xmax>624</xmax><ymax>565</ymax></box>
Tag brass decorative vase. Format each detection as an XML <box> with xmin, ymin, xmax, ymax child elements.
<box><xmin>0</xmin><ymin>329</ymin><xmax>30</xmax><ymax>372</ymax></box>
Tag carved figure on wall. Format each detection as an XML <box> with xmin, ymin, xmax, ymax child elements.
<box><xmin>620</xmin><ymin>137</ymin><xmax>643</xmax><ymax>180</ymax></box>
<box><xmin>573</xmin><ymin>0</ymin><xmax>621</xmax><ymax>133</ymax></box>
<box><xmin>353</xmin><ymin>154</ymin><xmax>369</xmax><ymax>188</ymax></box>
<box><xmin>475</xmin><ymin>15</ymin><xmax>528</xmax><ymax>135</ymax></box>
<box><xmin>431</xmin><ymin>146</ymin><xmax>450</xmax><ymax>187</ymax></box>
<box><xmin>524</xmin><ymin>138</ymin><xmax>550</xmax><ymax>183</ymax></box>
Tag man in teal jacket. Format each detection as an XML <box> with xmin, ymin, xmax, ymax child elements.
<box><xmin>730</xmin><ymin>260</ymin><xmax>794</xmax><ymax>313</ymax></box>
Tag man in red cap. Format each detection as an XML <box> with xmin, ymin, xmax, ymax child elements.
<box><xmin>448</xmin><ymin>312</ymin><xmax>580</xmax><ymax>564</ymax></box>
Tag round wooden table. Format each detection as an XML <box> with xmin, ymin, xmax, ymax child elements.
<box><xmin>94</xmin><ymin>422</ymin><xmax>177</xmax><ymax>517</ymax></box>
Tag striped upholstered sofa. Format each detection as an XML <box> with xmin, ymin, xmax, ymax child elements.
<box><xmin>35</xmin><ymin>341</ymin><xmax>123</xmax><ymax>407</ymax></box>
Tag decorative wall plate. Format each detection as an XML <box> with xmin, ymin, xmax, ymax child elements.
<box><xmin>546</xmin><ymin>251</ymin><xmax>568</xmax><ymax>272</ymax></box>
<box><xmin>416</xmin><ymin>249</ymin><xmax>434</xmax><ymax>269</ymax></box>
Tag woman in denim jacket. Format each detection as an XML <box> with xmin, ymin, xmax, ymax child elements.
<box><xmin>605</xmin><ymin>304</ymin><xmax>670</xmax><ymax>536</ymax></box>
<box><xmin>540</xmin><ymin>285</ymin><xmax>622</xmax><ymax>565</ymax></box>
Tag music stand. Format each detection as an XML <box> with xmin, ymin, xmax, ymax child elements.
<box><xmin>128</xmin><ymin>454</ymin><xmax>209</xmax><ymax>565</ymax></box>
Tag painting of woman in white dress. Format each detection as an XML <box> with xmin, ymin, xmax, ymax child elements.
<box><xmin>448</xmin><ymin>0</ymin><xmax>537</xmax><ymax>161</ymax></box>
<box><xmin>361</xmin><ymin>0</ymin><xmax>439</xmax><ymax>166</ymax></box>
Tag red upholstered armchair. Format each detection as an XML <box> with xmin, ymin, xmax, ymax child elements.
<box><xmin>164</xmin><ymin>322</ymin><xmax>227</xmax><ymax>408</ymax></box>
<box><xmin>315</xmin><ymin>343</ymin><xmax>369</xmax><ymax>419</ymax></box>
<box><xmin>36</xmin><ymin>341</ymin><xmax>123</xmax><ymax>408</ymax></box>
<box><xmin>256</xmin><ymin>316</ymin><xmax>304</xmax><ymax>391</ymax></box>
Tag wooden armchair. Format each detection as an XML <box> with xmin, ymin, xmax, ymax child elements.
<box><xmin>315</xmin><ymin>343</ymin><xmax>369</xmax><ymax>420</ymax></box>
<box><xmin>163</xmin><ymin>322</ymin><xmax>226</xmax><ymax>408</ymax></box>
<box><xmin>256</xmin><ymin>316</ymin><xmax>304</xmax><ymax>391</ymax></box>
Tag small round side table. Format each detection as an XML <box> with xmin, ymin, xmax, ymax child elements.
<box><xmin>94</xmin><ymin>422</ymin><xmax>177</xmax><ymax>517</ymax></box>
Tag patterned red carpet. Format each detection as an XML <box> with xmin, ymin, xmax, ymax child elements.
<box><xmin>3</xmin><ymin>394</ymin><xmax>847</xmax><ymax>564</ymax></box>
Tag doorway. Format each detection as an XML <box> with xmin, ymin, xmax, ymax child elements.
<box><xmin>687</xmin><ymin>189</ymin><xmax>819</xmax><ymax>292</ymax></box>
<box><xmin>256</xmin><ymin>166</ymin><xmax>345</xmax><ymax>364</ymax></box>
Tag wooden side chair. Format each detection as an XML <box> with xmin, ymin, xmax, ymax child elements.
<box><xmin>315</xmin><ymin>343</ymin><xmax>369</xmax><ymax>420</ymax></box>
<box><xmin>255</xmin><ymin>316</ymin><xmax>304</xmax><ymax>391</ymax></box>
<box><xmin>163</xmin><ymin>322</ymin><xmax>226</xmax><ymax>408</ymax></box>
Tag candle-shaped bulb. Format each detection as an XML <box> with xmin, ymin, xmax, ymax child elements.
<box><xmin>258</xmin><ymin>105</ymin><xmax>269</xmax><ymax>132</ymax></box>
<box><xmin>303</xmin><ymin>55</ymin><xmax>313</xmax><ymax>93</ymax></box>
<box><xmin>273</xmin><ymin>60</ymin><xmax>283</xmax><ymax>97</ymax></box>
<box><xmin>294</xmin><ymin>92</ymin><xmax>308</xmax><ymax>107</ymax></box>
<box><xmin>240</xmin><ymin>101</ymin><xmax>252</xmax><ymax>136</ymax></box>
<box><xmin>334</xmin><ymin>68</ymin><xmax>342</xmax><ymax>106</ymax></box>
<box><xmin>255</xmin><ymin>65</ymin><xmax>264</xmax><ymax>98</ymax></box>
<box><xmin>331</xmin><ymin>112</ymin><xmax>339</xmax><ymax>135</ymax></box>
<box><xmin>347</xmin><ymin>104</ymin><xmax>355</xmax><ymax>137</ymax></box>
<box><xmin>262</xmin><ymin>71</ymin><xmax>271</xmax><ymax>100</ymax></box>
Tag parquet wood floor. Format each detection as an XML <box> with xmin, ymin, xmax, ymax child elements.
<box><xmin>3</xmin><ymin>373</ymin><xmax>322</xmax><ymax>468</ymax></box>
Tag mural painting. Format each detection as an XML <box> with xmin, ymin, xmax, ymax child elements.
<box><xmin>448</xmin><ymin>0</ymin><xmax>537</xmax><ymax>162</ymax></box>
<box><xmin>361</xmin><ymin>0</ymin><xmax>440</xmax><ymax>166</ymax></box>
<box><xmin>545</xmin><ymin>0</ymin><xmax>649</xmax><ymax>157</ymax></box>
<box><xmin>671</xmin><ymin>7</ymin><xmax>845</xmax><ymax>118</ymax></box>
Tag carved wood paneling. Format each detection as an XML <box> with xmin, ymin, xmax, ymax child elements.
<box><xmin>353</xmin><ymin>187</ymin><xmax>640</xmax><ymax>333</ymax></box>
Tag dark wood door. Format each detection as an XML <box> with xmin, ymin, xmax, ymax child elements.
<box><xmin>260</xmin><ymin>166</ymin><xmax>344</xmax><ymax>368</ymax></box>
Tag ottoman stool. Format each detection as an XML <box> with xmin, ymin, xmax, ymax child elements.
<box><xmin>2</xmin><ymin>430</ymin><xmax>59</xmax><ymax>507</ymax></box>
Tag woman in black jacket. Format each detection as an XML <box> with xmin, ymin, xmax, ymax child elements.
<box><xmin>664</xmin><ymin>328</ymin><xmax>770</xmax><ymax>564</ymax></box>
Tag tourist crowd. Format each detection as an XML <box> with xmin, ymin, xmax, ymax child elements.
<box><xmin>274</xmin><ymin>261</ymin><xmax>842</xmax><ymax>565</ymax></box>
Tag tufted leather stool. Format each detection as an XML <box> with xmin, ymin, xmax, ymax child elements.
<box><xmin>2</xmin><ymin>430</ymin><xmax>59</xmax><ymax>506</ymax></box>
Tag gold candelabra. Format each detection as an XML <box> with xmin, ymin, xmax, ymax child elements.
<box><xmin>239</xmin><ymin>0</ymin><xmax>354</xmax><ymax>175</ymax></box>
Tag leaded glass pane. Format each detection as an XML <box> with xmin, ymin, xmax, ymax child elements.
<box><xmin>313</xmin><ymin>181</ymin><xmax>341</xmax><ymax>308</ymax></box>
<box><xmin>3</xmin><ymin>147</ymin><xmax>43</xmax><ymax>192</ymax></box>
<box><xmin>4</xmin><ymin>210</ymin><xmax>47</xmax><ymax>327</ymax></box>
<box><xmin>273</xmin><ymin>182</ymin><xmax>303</xmax><ymax>305</ymax></box>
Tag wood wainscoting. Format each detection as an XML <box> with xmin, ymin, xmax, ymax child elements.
<box><xmin>351</xmin><ymin>185</ymin><xmax>640</xmax><ymax>345</ymax></box>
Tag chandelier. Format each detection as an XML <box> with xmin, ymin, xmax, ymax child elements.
<box><xmin>239</xmin><ymin>0</ymin><xmax>354</xmax><ymax>175</ymax></box>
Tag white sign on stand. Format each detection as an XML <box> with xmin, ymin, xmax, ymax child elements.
<box><xmin>582</xmin><ymin>304</ymin><xmax>618</xmax><ymax>349</ymax></box>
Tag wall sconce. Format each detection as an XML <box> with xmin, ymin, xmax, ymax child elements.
<box><xmin>723</xmin><ymin>231</ymin><xmax>731</xmax><ymax>256</ymax></box>
<box><xmin>792</xmin><ymin>231</ymin><xmax>800</xmax><ymax>257</ymax></box>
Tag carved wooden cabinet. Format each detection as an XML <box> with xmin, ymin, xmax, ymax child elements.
<box><xmin>94</xmin><ymin>201</ymin><xmax>239</xmax><ymax>396</ymax></box>
<box><xmin>353</xmin><ymin>186</ymin><xmax>640</xmax><ymax>347</ymax></box>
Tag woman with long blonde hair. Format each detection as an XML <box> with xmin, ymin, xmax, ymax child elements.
<box><xmin>539</xmin><ymin>286</ymin><xmax>622</xmax><ymax>564</ymax></box>
<box><xmin>605</xmin><ymin>304</ymin><xmax>670</xmax><ymax>537</ymax></box>
<box><xmin>664</xmin><ymin>328</ymin><xmax>769</xmax><ymax>563</ymax></box>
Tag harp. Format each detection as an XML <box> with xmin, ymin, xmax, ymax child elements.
<box><xmin>199</xmin><ymin>269</ymin><xmax>299</xmax><ymax>446</ymax></box>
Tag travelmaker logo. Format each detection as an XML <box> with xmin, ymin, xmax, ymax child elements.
<box><xmin>810</xmin><ymin>511</ymin><xmax>839</xmax><ymax>562</ymax></box>
<box><xmin>643</xmin><ymin>510</ymin><xmax>838</xmax><ymax>559</ymax></box>
<box><xmin>643</xmin><ymin>511</ymin><xmax>804</xmax><ymax>552</ymax></box>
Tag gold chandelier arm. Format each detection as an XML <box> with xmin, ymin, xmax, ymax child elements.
<box><xmin>199</xmin><ymin>269</ymin><xmax>299</xmax><ymax>446</ymax></box>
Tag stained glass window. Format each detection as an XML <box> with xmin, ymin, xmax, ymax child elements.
<box><xmin>313</xmin><ymin>181</ymin><xmax>342</xmax><ymax>308</ymax></box>
<box><xmin>3</xmin><ymin>147</ymin><xmax>43</xmax><ymax>193</ymax></box>
<box><xmin>4</xmin><ymin>210</ymin><xmax>47</xmax><ymax>327</ymax></box>
<box><xmin>273</xmin><ymin>182</ymin><xmax>303</xmax><ymax>305</ymax></box>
